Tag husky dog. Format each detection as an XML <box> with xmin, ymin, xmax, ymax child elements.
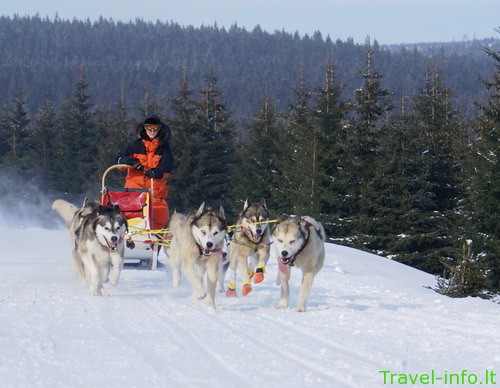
<box><xmin>218</xmin><ymin>234</ymin><xmax>231</xmax><ymax>292</ymax></box>
<box><xmin>52</xmin><ymin>198</ymin><xmax>127</xmax><ymax>296</ymax></box>
<box><xmin>272</xmin><ymin>215</ymin><xmax>326</xmax><ymax>312</ymax></box>
<box><xmin>226</xmin><ymin>199</ymin><xmax>271</xmax><ymax>297</ymax></box>
<box><xmin>168</xmin><ymin>202</ymin><xmax>227</xmax><ymax>309</ymax></box>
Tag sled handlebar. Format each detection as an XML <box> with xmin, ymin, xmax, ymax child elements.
<box><xmin>101</xmin><ymin>164</ymin><xmax>154</xmax><ymax>193</ymax></box>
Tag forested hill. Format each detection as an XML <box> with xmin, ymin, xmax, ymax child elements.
<box><xmin>0</xmin><ymin>15</ymin><xmax>499</xmax><ymax>295</ymax></box>
<box><xmin>0</xmin><ymin>15</ymin><xmax>498</xmax><ymax>122</ymax></box>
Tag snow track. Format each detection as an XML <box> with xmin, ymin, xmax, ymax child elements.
<box><xmin>0</xmin><ymin>228</ymin><xmax>499</xmax><ymax>387</ymax></box>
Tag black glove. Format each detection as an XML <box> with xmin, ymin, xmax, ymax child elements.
<box><xmin>146</xmin><ymin>169</ymin><xmax>163</xmax><ymax>179</ymax></box>
<box><xmin>122</xmin><ymin>157</ymin><xmax>143</xmax><ymax>170</ymax></box>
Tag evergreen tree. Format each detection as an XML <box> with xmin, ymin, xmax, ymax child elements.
<box><xmin>93</xmin><ymin>109</ymin><xmax>115</xmax><ymax>189</ymax></box>
<box><xmin>168</xmin><ymin>72</ymin><xmax>207</xmax><ymax>212</ymax></box>
<box><xmin>168</xmin><ymin>70</ymin><xmax>237</xmax><ymax>214</ymax></box>
<box><xmin>374</xmin><ymin>111</ymin><xmax>435</xmax><ymax>257</ymax></box>
<box><xmin>468</xmin><ymin>37</ymin><xmax>500</xmax><ymax>289</ymax></box>
<box><xmin>281</xmin><ymin>75</ymin><xmax>323</xmax><ymax>216</ymax></box>
<box><xmin>435</xmin><ymin>240</ymin><xmax>492</xmax><ymax>298</ymax></box>
<box><xmin>0</xmin><ymin>110</ymin><xmax>9</xmax><ymax>165</ymax></box>
<box><xmin>313</xmin><ymin>63</ymin><xmax>349</xmax><ymax>233</ymax></box>
<box><xmin>29</xmin><ymin>92</ymin><xmax>57</xmax><ymax>189</ymax></box>
<box><xmin>93</xmin><ymin>98</ymin><xmax>135</xmax><ymax>190</ymax></box>
<box><xmin>52</xmin><ymin>71</ymin><xmax>97</xmax><ymax>194</ymax></box>
<box><xmin>233</xmin><ymin>97</ymin><xmax>287</xmax><ymax>212</ymax></box>
<box><xmin>196</xmin><ymin>71</ymin><xmax>237</xmax><ymax>215</ymax></box>
<box><xmin>4</xmin><ymin>88</ymin><xmax>30</xmax><ymax>174</ymax></box>
<box><xmin>345</xmin><ymin>38</ymin><xmax>392</xmax><ymax>245</ymax></box>
<box><xmin>398</xmin><ymin>67</ymin><xmax>465</xmax><ymax>273</ymax></box>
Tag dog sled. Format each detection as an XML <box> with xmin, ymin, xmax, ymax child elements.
<box><xmin>101</xmin><ymin>164</ymin><xmax>171</xmax><ymax>270</ymax></box>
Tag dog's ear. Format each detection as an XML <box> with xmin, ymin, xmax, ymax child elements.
<box><xmin>276</xmin><ymin>214</ymin><xmax>287</xmax><ymax>224</ymax></box>
<box><xmin>272</xmin><ymin>214</ymin><xmax>285</xmax><ymax>234</ymax></box>
<box><xmin>96</xmin><ymin>204</ymin><xmax>106</xmax><ymax>215</ymax></box>
<box><xmin>196</xmin><ymin>202</ymin><xmax>206</xmax><ymax>217</ymax></box>
<box><xmin>243</xmin><ymin>198</ymin><xmax>249</xmax><ymax>210</ymax></box>
<box><xmin>293</xmin><ymin>215</ymin><xmax>301</xmax><ymax>225</ymax></box>
<box><xmin>261</xmin><ymin>198</ymin><xmax>267</xmax><ymax>209</ymax></box>
<box><xmin>218</xmin><ymin>205</ymin><xmax>226</xmax><ymax>221</ymax></box>
<box><xmin>80</xmin><ymin>200</ymin><xmax>97</xmax><ymax>217</ymax></box>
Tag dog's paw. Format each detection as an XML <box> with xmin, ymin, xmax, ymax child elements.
<box><xmin>277</xmin><ymin>301</ymin><xmax>288</xmax><ymax>310</ymax></box>
<box><xmin>253</xmin><ymin>268</ymin><xmax>264</xmax><ymax>284</ymax></box>
<box><xmin>109</xmin><ymin>276</ymin><xmax>119</xmax><ymax>286</ymax></box>
<box><xmin>242</xmin><ymin>283</ymin><xmax>252</xmax><ymax>296</ymax></box>
<box><xmin>295</xmin><ymin>305</ymin><xmax>306</xmax><ymax>312</ymax></box>
<box><xmin>100</xmin><ymin>289</ymin><xmax>111</xmax><ymax>297</ymax></box>
<box><xmin>192</xmin><ymin>290</ymin><xmax>207</xmax><ymax>300</ymax></box>
<box><xmin>225</xmin><ymin>288</ymin><xmax>238</xmax><ymax>298</ymax></box>
<box><xmin>206</xmin><ymin>298</ymin><xmax>216</xmax><ymax>311</ymax></box>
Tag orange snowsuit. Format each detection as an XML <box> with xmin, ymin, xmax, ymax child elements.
<box><xmin>118</xmin><ymin>118</ymin><xmax>173</xmax><ymax>230</ymax></box>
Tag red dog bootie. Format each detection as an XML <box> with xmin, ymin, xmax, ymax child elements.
<box><xmin>253</xmin><ymin>266</ymin><xmax>265</xmax><ymax>284</ymax></box>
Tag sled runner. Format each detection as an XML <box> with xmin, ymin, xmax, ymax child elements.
<box><xmin>101</xmin><ymin>164</ymin><xmax>171</xmax><ymax>270</ymax></box>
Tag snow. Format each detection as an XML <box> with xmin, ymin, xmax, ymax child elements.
<box><xmin>1</xmin><ymin>224</ymin><xmax>499</xmax><ymax>388</ymax></box>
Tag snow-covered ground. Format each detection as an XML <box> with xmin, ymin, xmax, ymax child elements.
<box><xmin>0</xmin><ymin>224</ymin><xmax>499</xmax><ymax>388</ymax></box>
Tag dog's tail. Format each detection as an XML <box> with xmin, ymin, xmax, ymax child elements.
<box><xmin>52</xmin><ymin>199</ymin><xmax>79</xmax><ymax>228</ymax></box>
<box><xmin>302</xmin><ymin>216</ymin><xmax>326</xmax><ymax>242</ymax></box>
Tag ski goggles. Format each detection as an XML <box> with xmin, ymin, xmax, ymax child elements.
<box><xmin>144</xmin><ymin>124</ymin><xmax>161</xmax><ymax>132</ymax></box>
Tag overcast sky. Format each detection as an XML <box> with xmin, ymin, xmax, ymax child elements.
<box><xmin>3</xmin><ymin>0</ymin><xmax>499</xmax><ymax>45</ymax></box>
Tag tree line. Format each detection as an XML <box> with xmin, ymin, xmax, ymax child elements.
<box><xmin>0</xmin><ymin>17</ymin><xmax>498</xmax><ymax>295</ymax></box>
<box><xmin>0</xmin><ymin>15</ymin><xmax>497</xmax><ymax>124</ymax></box>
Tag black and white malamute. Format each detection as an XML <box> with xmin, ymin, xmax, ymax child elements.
<box><xmin>52</xmin><ymin>199</ymin><xmax>127</xmax><ymax>296</ymax></box>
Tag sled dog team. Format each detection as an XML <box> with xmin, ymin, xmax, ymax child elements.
<box><xmin>52</xmin><ymin>198</ymin><xmax>326</xmax><ymax>312</ymax></box>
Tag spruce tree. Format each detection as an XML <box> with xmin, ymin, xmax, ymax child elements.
<box><xmin>52</xmin><ymin>71</ymin><xmax>97</xmax><ymax>194</ymax></box>
<box><xmin>169</xmin><ymin>70</ymin><xmax>237</xmax><ymax>214</ymax></box>
<box><xmin>233</xmin><ymin>97</ymin><xmax>287</xmax><ymax>212</ymax></box>
<box><xmin>346</xmin><ymin>38</ymin><xmax>392</xmax><ymax>247</ymax></box>
<box><xmin>313</xmin><ymin>63</ymin><xmax>349</xmax><ymax>234</ymax></box>
<box><xmin>399</xmin><ymin>67</ymin><xmax>465</xmax><ymax>274</ymax></box>
<box><xmin>468</xmin><ymin>38</ymin><xmax>500</xmax><ymax>289</ymax></box>
<box><xmin>196</xmin><ymin>71</ymin><xmax>237</xmax><ymax>214</ymax></box>
<box><xmin>281</xmin><ymin>74</ymin><xmax>323</xmax><ymax>216</ymax></box>
<box><xmin>29</xmin><ymin>93</ymin><xmax>57</xmax><ymax>190</ymax></box>
<box><xmin>375</xmin><ymin>111</ymin><xmax>435</xmax><ymax>258</ymax></box>
<box><xmin>4</xmin><ymin>88</ymin><xmax>30</xmax><ymax>174</ymax></box>
<box><xmin>168</xmin><ymin>72</ymin><xmax>206</xmax><ymax>212</ymax></box>
<box><xmin>0</xmin><ymin>110</ymin><xmax>9</xmax><ymax>165</ymax></box>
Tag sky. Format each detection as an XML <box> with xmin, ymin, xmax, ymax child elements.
<box><xmin>1</xmin><ymin>222</ymin><xmax>499</xmax><ymax>387</ymax></box>
<box><xmin>3</xmin><ymin>0</ymin><xmax>499</xmax><ymax>45</ymax></box>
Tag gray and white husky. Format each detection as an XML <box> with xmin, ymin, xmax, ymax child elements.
<box><xmin>168</xmin><ymin>202</ymin><xmax>227</xmax><ymax>309</ymax></box>
<box><xmin>52</xmin><ymin>198</ymin><xmax>127</xmax><ymax>296</ymax></box>
<box><xmin>226</xmin><ymin>199</ymin><xmax>271</xmax><ymax>297</ymax></box>
<box><xmin>272</xmin><ymin>215</ymin><xmax>326</xmax><ymax>312</ymax></box>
